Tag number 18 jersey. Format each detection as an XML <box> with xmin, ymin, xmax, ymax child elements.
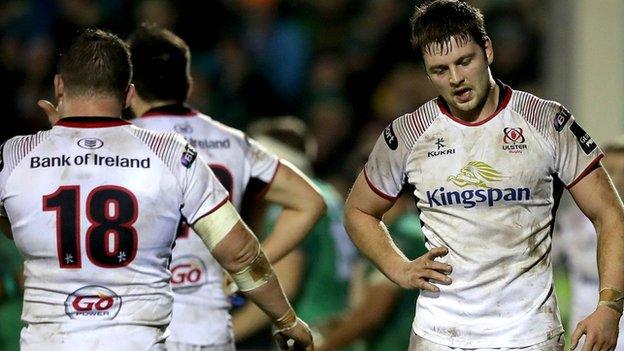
<box><xmin>0</xmin><ymin>117</ymin><xmax>229</xmax><ymax>331</ymax></box>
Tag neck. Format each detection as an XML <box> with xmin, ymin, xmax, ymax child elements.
<box><xmin>132</xmin><ymin>98</ymin><xmax>179</xmax><ymax>118</ymax></box>
<box><xmin>450</xmin><ymin>78</ymin><xmax>500</xmax><ymax>123</ymax></box>
<box><xmin>59</xmin><ymin>96</ymin><xmax>123</xmax><ymax>118</ymax></box>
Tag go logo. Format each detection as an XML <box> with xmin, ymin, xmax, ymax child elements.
<box><xmin>64</xmin><ymin>285</ymin><xmax>122</xmax><ymax>320</ymax></box>
<box><xmin>170</xmin><ymin>255</ymin><xmax>206</xmax><ymax>294</ymax></box>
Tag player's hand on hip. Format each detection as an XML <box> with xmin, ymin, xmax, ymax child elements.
<box><xmin>273</xmin><ymin>317</ymin><xmax>314</xmax><ymax>351</ymax></box>
<box><xmin>397</xmin><ymin>246</ymin><xmax>452</xmax><ymax>292</ymax></box>
<box><xmin>570</xmin><ymin>306</ymin><xmax>621</xmax><ymax>351</ymax></box>
<box><xmin>37</xmin><ymin>99</ymin><xmax>61</xmax><ymax>125</ymax></box>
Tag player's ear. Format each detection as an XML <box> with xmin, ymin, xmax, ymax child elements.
<box><xmin>186</xmin><ymin>76</ymin><xmax>193</xmax><ymax>101</ymax></box>
<box><xmin>484</xmin><ymin>36</ymin><xmax>494</xmax><ymax>65</ymax></box>
<box><xmin>54</xmin><ymin>74</ymin><xmax>64</xmax><ymax>100</ymax></box>
<box><xmin>124</xmin><ymin>84</ymin><xmax>136</xmax><ymax>109</ymax></box>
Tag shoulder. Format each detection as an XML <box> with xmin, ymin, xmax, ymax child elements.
<box><xmin>508</xmin><ymin>89</ymin><xmax>567</xmax><ymax>134</ymax></box>
<box><xmin>386</xmin><ymin>99</ymin><xmax>440</xmax><ymax>150</ymax></box>
<box><xmin>1</xmin><ymin>130</ymin><xmax>52</xmax><ymax>171</ymax></box>
<box><xmin>127</xmin><ymin>125</ymin><xmax>192</xmax><ymax>168</ymax></box>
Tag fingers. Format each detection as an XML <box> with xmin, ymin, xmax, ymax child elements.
<box><xmin>427</xmin><ymin>246</ymin><xmax>449</xmax><ymax>259</ymax></box>
<box><xmin>419</xmin><ymin>280</ymin><xmax>442</xmax><ymax>293</ymax></box>
<box><xmin>427</xmin><ymin>260</ymin><xmax>453</xmax><ymax>274</ymax></box>
<box><xmin>37</xmin><ymin>99</ymin><xmax>60</xmax><ymax>125</ymax></box>
<box><xmin>570</xmin><ymin>323</ymin><xmax>586</xmax><ymax>350</ymax></box>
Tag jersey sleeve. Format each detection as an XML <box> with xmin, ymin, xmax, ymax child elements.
<box><xmin>240</xmin><ymin>136</ymin><xmax>280</xmax><ymax>202</ymax></box>
<box><xmin>552</xmin><ymin>105</ymin><xmax>603</xmax><ymax>188</ymax></box>
<box><xmin>247</xmin><ymin>136</ymin><xmax>279</xmax><ymax>182</ymax></box>
<box><xmin>179</xmin><ymin>144</ymin><xmax>230</xmax><ymax>224</ymax></box>
<box><xmin>363</xmin><ymin>122</ymin><xmax>410</xmax><ymax>200</ymax></box>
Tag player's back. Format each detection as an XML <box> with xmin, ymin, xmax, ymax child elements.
<box><xmin>134</xmin><ymin>107</ymin><xmax>278</xmax><ymax>347</ymax></box>
<box><xmin>0</xmin><ymin>117</ymin><xmax>227</xmax><ymax>350</ymax></box>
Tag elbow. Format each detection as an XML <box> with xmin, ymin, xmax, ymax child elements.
<box><xmin>314</xmin><ymin>192</ymin><xmax>327</xmax><ymax>218</ymax></box>
<box><xmin>215</xmin><ymin>224</ymin><xmax>262</xmax><ymax>273</ymax></box>
<box><xmin>304</xmin><ymin>190</ymin><xmax>327</xmax><ymax>221</ymax></box>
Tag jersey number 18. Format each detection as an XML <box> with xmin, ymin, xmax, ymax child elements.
<box><xmin>43</xmin><ymin>185</ymin><xmax>138</xmax><ymax>269</ymax></box>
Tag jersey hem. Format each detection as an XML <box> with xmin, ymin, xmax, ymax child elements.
<box><xmin>566</xmin><ymin>154</ymin><xmax>604</xmax><ymax>189</ymax></box>
<box><xmin>412</xmin><ymin>325</ymin><xmax>565</xmax><ymax>349</ymax></box>
<box><xmin>363</xmin><ymin>168</ymin><xmax>398</xmax><ymax>201</ymax></box>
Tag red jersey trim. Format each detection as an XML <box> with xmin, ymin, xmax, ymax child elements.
<box><xmin>56</xmin><ymin>117</ymin><xmax>130</xmax><ymax>128</ymax></box>
<box><xmin>363</xmin><ymin>168</ymin><xmax>398</xmax><ymax>201</ymax></box>
<box><xmin>437</xmin><ymin>85</ymin><xmax>513</xmax><ymax>127</ymax></box>
<box><xmin>141</xmin><ymin>107</ymin><xmax>199</xmax><ymax>118</ymax></box>
<box><xmin>566</xmin><ymin>154</ymin><xmax>604</xmax><ymax>189</ymax></box>
<box><xmin>255</xmin><ymin>160</ymin><xmax>282</xmax><ymax>200</ymax></box>
<box><xmin>189</xmin><ymin>196</ymin><xmax>230</xmax><ymax>226</ymax></box>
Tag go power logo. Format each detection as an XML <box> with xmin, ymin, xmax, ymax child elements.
<box><xmin>65</xmin><ymin>285</ymin><xmax>122</xmax><ymax>320</ymax></box>
<box><xmin>170</xmin><ymin>255</ymin><xmax>207</xmax><ymax>294</ymax></box>
<box><xmin>426</xmin><ymin>161</ymin><xmax>531</xmax><ymax>208</ymax></box>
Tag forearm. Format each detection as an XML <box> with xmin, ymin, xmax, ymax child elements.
<box><xmin>344</xmin><ymin>207</ymin><xmax>408</xmax><ymax>282</ymax></box>
<box><xmin>596</xmin><ymin>216</ymin><xmax>624</xmax><ymax>292</ymax></box>
<box><xmin>262</xmin><ymin>208</ymin><xmax>318</xmax><ymax>263</ymax></box>
<box><xmin>261</xmin><ymin>160</ymin><xmax>326</xmax><ymax>263</ymax></box>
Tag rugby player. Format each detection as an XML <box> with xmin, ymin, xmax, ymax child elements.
<box><xmin>344</xmin><ymin>1</ymin><xmax>624</xmax><ymax>350</ymax></box>
<box><xmin>126</xmin><ymin>25</ymin><xmax>325</xmax><ymax>351</ymax></box>
<box><xmin>6</xmin><ymin>29</ymin><xmax>312</xmax><ymax>351</ymax></box>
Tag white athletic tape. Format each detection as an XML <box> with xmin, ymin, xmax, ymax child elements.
<box><xmin>194</xmin><ymin>201</ymin><xmax>240</xmax><ymax>250</ymax></box>
<box><xmin>230</xmin><ymin>250</ymin><xmax>273</xmax><ymax>292</ymax></box>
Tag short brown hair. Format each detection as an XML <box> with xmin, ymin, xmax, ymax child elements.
<box><xmin>410</xmin><ymin>0</ymin><xmax>488</xmax><ymax>56</ymax></box>
<box><xmin>58</xmin><ymin>29</ymin><xmax>132</xmax><ymax>102</ymax></box>
<box><xmin>127</xmin><ymin>24</ymin><xmax>191</xmax><ymax>104</ymax></box>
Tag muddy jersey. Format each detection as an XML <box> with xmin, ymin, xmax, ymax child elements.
<box><xmin>364</xmin><ymin>86</ymin><xmax>603</xmax><ymax>348</ymax></box>
<box><xmin>134</xmin><ymin>106</ymin><xmax>279</xmax><ymax>346</ymax></box>
<box><xmin>0</xmin><ymin>117</ymin><xmax>229</xmax><ymax>332</ymax></box>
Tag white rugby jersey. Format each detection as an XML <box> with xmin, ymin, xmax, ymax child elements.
<box><xmin>364</xmin><ymin>85</ymin><xmax>603</xmax><ymax>348</ymax></box>
<box><xmin>134</xmin><ymin>105</ymin><xmax>279</xmax><ymax>345</ymax></box>
<box><xmin>0</xmin><ymin>117</ymin><xmax>228</xmax><ymax>337</ymax></box>
<box><xmin>553</xmin><ymin>204</ymin><xmax>624</xmax><ymax>350</ymax></box>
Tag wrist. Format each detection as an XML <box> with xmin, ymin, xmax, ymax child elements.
<box><xmin>273</xmin><ymin>308</ymin><xmax>298</xmax><ymax>332</ymax></box>
<box><xmin>598</xmin><ymin>287</ymin><xmax>624</xmax><ymax>315</ymax></box>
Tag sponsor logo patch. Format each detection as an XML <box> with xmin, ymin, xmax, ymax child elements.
<box><xmin>170</xmin><ymin>255</ymin><xmax>207</xmax><ymax>294</ymax></box>
<box><xmin>174</xmin><ymin>123</ymin><xmax>193</xmax><ymax>134</ymax></box>
<box><xmin>383</xmin><ymin>124</ymin><xmax>398</xmax><ymax>150</ymax></box>
<box><xmin>502</xmin><ymin>127</ymin><xmax>527</xmax><ymax>153</ymax></box>
<box><xmin>427</xmin><ymin>137</ymin><xmax>456</xmax><ymax>158</ymax></box>
<box><xmin>77</xmin><ymin>138</ymin><xmax>104</xmax><ymax>150</ymax></box>
<box><xmin>65</xmin><ymin>285</ymin><xmax>122</xmax><ymax>320</ymax></box>
<box><xmin>425</xmin><ymin>161</ymin><xmax>531</xmax><ymax>208</ymax></box>
<box><xmin>181</xmin><ymin>144</ymin><xmax>198</xmax><ymax>168</ymax></box>
<box><xmin>554</xmin><ymin>107</ymin><xmax>571</xmax><ymax>132</ymax></box>
<box><xmin>569</xmin><ymin>122</ymin><xmax>597</xmax><ymax>155</ymax></box>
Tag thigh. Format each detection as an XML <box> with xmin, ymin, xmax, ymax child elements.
<box><xmin>407</xmin><ymin>332</ymin><xmax>564</xmax><ymax>351</ymax></box>
<box><xmin>21</xmin><ymin>324</ymin><xmax>169</xmax><ymax>351</ymax></box>
<box><xmin>523</xmin><ymin>334</ymin><xmax>564</xmax><ymax>351</ymax></box>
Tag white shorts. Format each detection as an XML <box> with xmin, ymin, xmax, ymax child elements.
<box><xmin>21</xmin><ymin>323</ymin><xmax>168</xmax><ymax>351</ymax></box>
<box><xmin>166</xmin><ymin>340</ymin><xmax>235</xmax><ymax>351</ymax></box>
<box><xmin>408</xmin><ymin>331</ymin><xmax>564</xmax><ymax>351</ymax></box>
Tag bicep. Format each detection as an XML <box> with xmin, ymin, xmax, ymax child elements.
<box><xmin>262</xmin><ymin>160</ymin><xmax>323</xmax><ymax>209</ymax></box>
<box><xmin>569</xmin><ymin>166</ymin><xmax>624</xmax><ymax>223</ymax></box>
<box><xmin>345</xmin><ymin>172</ymin><xmax>396</xmax><ymax>220</ymax></box>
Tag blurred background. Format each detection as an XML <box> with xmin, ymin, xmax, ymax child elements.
<box><xmin>0</xmin><ymin>0</ymin><xmax>623</xmax><ymax>350</ymax></box>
